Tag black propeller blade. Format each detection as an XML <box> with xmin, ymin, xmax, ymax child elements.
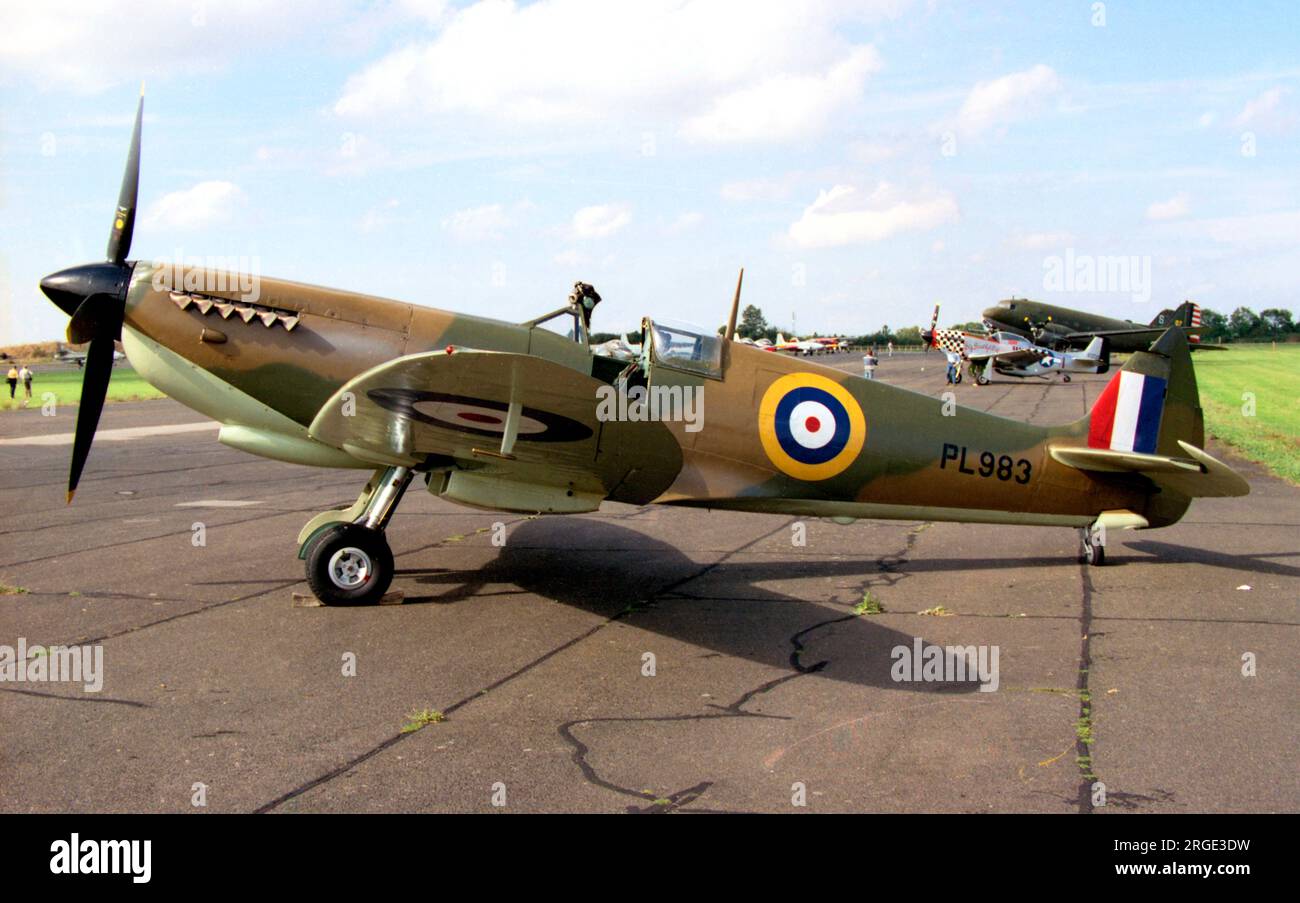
<box><xmin>67</xmin><ymin>322</ymin><xmax>118</xmax><ymax>503</ymax></box>
<box><xmin>38</xmin><ymin>88</ymin><xmax>144</xmax><ymax>503</ymax></box>
<box><xmin>67</xmin><ymin>289</ymin><xmax>126</xmax><ymax>345</ymax></box>
<box><xmin>108</xmin><ymin>92</ymin><xmax>143</xmax><ymax>265</ymax></box>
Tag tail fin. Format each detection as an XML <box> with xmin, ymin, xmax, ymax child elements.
<box><xmin>1056</xmin><ymin>327</ymin><xmax>1247</xmax><ymax>498</ymax></box>
<box><xmin>1148</xmin><ymin>300</ymin><xmax>1201</xmax><ymax>329</ymax></box>
<box><xmin>1078</xmin><ymin>336</ymin><xmax>1105</xmax><ymax>361</ymax></box>
<box><xmin>1086</xmin><ymin>327</ymin><xmax>1200</xmax><ymax>455</ymax></box>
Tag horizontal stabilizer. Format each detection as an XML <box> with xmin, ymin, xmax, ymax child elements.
<box><xmin>1050</xmin><ymin>440</ymin><xmax>1249</xmax><ymax>497</ymax></box>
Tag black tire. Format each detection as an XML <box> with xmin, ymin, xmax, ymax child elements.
<box><xmin>975</xmin><ymin>368</ymin><xmax>990</xmax><ymax>386</ymax></box>
<box><xmin>306</xmin><ymin>524</ymin><xmax>394</xmax><ymax>605</ymax></box>
<box><xmin>1081</xmin><ymin>533</ymin><xmax>1105</xmax><ymax>566</ymax></box>
<box><xmin>1063</xmin><ymin>374</ymin><xmax>1072</xmax><ymax>383</ymax></box>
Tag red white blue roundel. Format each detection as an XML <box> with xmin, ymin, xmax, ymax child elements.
<box><xmin>758</xmin><ymin>373</ymin><xmax>867</xmax><ymax>481</ymax></box>
<box><xmin>367</xmin><ymin>389</ymin><xmax>592</xmax><ymax>443</ymax></box>
<box><xmin>414</xmin><ymin>399</ymin><xmax>549</xmax><ymax>435</ymax></box>
<box><xmin>780</xmin><ymin>395</ymin><xmax>847</xmax><ymax>459</ymax></box>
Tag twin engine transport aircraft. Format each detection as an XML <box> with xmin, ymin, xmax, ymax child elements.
<box><xmin>923</xmin><ymin>306</ymin><xmax>1109</xmax><ymax>384</ymax></box>
<box><xmin>982</xmin><ymin>298</ymin><xmax>1224</xmax><ymax>353</ymax></box>
<box><xmin>40</xmin><ymin>98</ymin><xmax>1249</xmax><ymax>604</ymax></box>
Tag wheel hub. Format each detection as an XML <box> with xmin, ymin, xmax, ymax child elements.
<box><xmin>328</xmin><ymin>546</ymin><xmax>372</xmax><ymax>589</ymax></box>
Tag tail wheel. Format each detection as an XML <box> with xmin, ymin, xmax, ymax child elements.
<box><xmin>1080</xmin><ymin>529</ymin><xmax>1105</xmax><ymax>566</ymax></box>
<box><xmin>306</xmin><ymin>524</ymin><xmax>394</xmax><ymax>605</ymax></box>
<box><xmin>1062</xmin><ymin>373</ymin><xmax>1072</xmax><ymax>383</ymax></box>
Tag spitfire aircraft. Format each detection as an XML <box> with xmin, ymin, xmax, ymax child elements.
<box><xmin>40</xmin><ymin>97</ymin><xmax>1249</xmax><ymax>604</ymax></box>
<box><xmin>923</xmin><ymin>306</ymin><xmax>1109</xmax><ymax>384</ymax></box>
<box><xmin>982</xmin><ymin>298</ymin><xmax>1224</xmax><ymax>353</ymax></box>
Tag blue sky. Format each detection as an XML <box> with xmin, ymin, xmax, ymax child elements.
<box><xmin>2</xmin><ymin>0</ymin><xmax>1298</xmax><ymax>345</ymax></box>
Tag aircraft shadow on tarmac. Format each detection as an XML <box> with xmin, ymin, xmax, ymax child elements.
<box><xmin>1120</xmin><ymin>540</ymin><xmax>1300</xmax><ymax>578</ymax></box>
<box><xmin>394</xmin><ymin>518</ymin><xmax>990</xmax><ymax>694</ymax></box>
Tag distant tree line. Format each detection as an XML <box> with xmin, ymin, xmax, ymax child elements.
<box><xmin>1196</xmin><ymin>306</ymin><xmax>1296</xmax><ymax>342</ymax></box>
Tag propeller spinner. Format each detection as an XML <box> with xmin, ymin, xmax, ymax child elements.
<box><xmin>38</xmin><ymin>90</ymin><xmax>143</xmax><ymax>502</ymax></box>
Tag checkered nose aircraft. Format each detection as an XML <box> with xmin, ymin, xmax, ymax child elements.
<box><xmin>922</xmin><ymin>304</ymin><xmax>1110</xmax><ymax>385</ymax></box>
<box><xmin>39</xmin><ymin>96</ymin><xmax>1249</xmax><ymax>604</ymax></box>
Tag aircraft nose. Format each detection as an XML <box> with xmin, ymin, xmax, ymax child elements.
<box><xmin>40</xmin><ymin>262</ymin><xmax>131</xmax><ymax>317</ymax></box>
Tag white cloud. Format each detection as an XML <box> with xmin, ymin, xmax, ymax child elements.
<box><xmin>142</xmin><ymin>181</ymin><xmax>245</xmax><ymax>231</ymax></box>
<box><xmin>788</xmin><ymin>183</ymin><xmax>958</xmax><ymax>248</ymax></box>
<box><xmin>0</xmin><ymin>1</ymin><xmax>345</xmax><ymax>93</ymax></box>
<box><xmin>1234</xmin><ymin>86</ymin><xmax>1292</xmax><ymax>129</ymax></box>
<box><xmin>441</xmin><ymin>203</ymin><xmax>511</xmax><ymax>240</ymax></box>
<box><xmin>553</xmin><ymin>249</ymin><xmax>583</xmax><ymax>267</ymax></box>
<box><xmin>1146</xmin><ymin>192</ymin><xmax>1190</xmax><ymax>221</ymax></box>
<box><xmin>571</xmin><ymin>203</ymin><xmax>631</xmax><ymax>239</ymax></box>
<box><xmin>397</xmin><ymin>0</ymin><xmax>450</xmax><ymax>24</ymax></box>
<box><xmin>680</xmin><ymin>46</ymin><xmax>881</xmax><ymax>143</ymax></box>
<box><xmin>956</xmin><ymin>64</ymin><xmax>1061</xmax><ymax>136</ymax></box>
<box><xmin>1196</xmin><ymin>111</ymin><xmax>1217</xmax><ymax>129</ymax></box>
<box><xmin>335</xmin><ymin>0</ymin><xmax>901</xmax><ymax>144</ymax></box>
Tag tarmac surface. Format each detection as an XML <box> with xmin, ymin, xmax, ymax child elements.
<box><xmin>1</xmin><ymin>351</ymin><xmax>1296</xmax><ymax>813</ymax></box>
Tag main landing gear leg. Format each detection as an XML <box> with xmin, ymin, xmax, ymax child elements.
<box><xmin>1079</xmin><ymin>521</ymin><xmax>1106</xmax><ymax>566</ymax></box>
<box><xmin>299</xmin><ymin>465</ymin><xmax>414</xmax><ymax>605</ymax></box>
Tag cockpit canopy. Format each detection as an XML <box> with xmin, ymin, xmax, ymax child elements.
<box><xmin>645</xmin><ymin>319</ymin><xmax>724</xmax><ymax>379</ymax></box>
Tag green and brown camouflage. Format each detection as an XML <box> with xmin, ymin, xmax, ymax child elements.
<box><xmin>39</xmin><ymin>94</ymin><xmax>1249</xmax><ymax>603</ymax></box>
<box><xmin>118</xmin><ymin>260</ymin><xmax>1244</xmax><ymax>537</ymax></box>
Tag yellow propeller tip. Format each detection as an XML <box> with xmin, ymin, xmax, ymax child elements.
<box><xmin>66</xmin><ymin>490</ymin><xmax>75</xmax><ymax>505</ymax></box>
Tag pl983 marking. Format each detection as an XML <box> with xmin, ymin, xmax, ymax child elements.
<box><xmin>941</xmin><ymin>443</ymin><xmax>1032</xmax><ymax>484</ymax></box>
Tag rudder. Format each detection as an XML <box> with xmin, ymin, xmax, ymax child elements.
<box><xmin>1084</xmin><ymin>327</ymin><xmax>1203</xmax><ymax>457</ymax></box>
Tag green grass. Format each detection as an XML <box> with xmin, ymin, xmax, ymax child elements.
<box><xmin>400</xmin><ymin>708</ymin><xmax>445</xmax><ymax>733</ymax></box>
<box><xmin>853</xmin><ymin>591</ymin><xmax>883</xmax><ymax>616</ymax></box>
<box><xmin>1194</xmin><ymin>345</ymin><xmax>1300</xmax><ymax>485</ymax></box>
<box><xmin>0</xmin><ymin>366</ymin><xmax>165</xmax><ymax>412</ymax></box>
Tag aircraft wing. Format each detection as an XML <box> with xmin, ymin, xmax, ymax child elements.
<box><xmin>974</xmin><ymin>348</ymin><xmax>1044</xmax><ymax>367</ymax></box>
<box><xmin>1054</xmin><ymin>326</ymin><xmax>1225</xmax><ymax>350</ymax></box>
<box><xmin>308</xmin><ymin>349</ymin><xmax>681</xmax><ymax>506</ymax></box>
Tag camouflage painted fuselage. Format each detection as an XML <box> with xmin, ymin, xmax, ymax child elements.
<box><xmin>120</xmin><ymin>264</ymin><xmax>1194</xmax><ymax>531</ymax></box>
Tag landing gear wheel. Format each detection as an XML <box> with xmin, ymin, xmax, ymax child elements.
<box><xmin>1062</xmin><ymin>374</ymin><xmax>1072</xmax><ymax>383</ymax></box>
<box><xmin>306</xmin><ymin>524</ymin><xmax>394</xmax><ymax>605</ymax></box>
<box><xmin>975</xmin><ymin>368</ymin><xmax>990</xmax><ymax>386</ymax></box>
<box><xmin>1080</xmin><ymin>528</ymin><xmax>1105</xmax><ymax>566</ymax></box>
